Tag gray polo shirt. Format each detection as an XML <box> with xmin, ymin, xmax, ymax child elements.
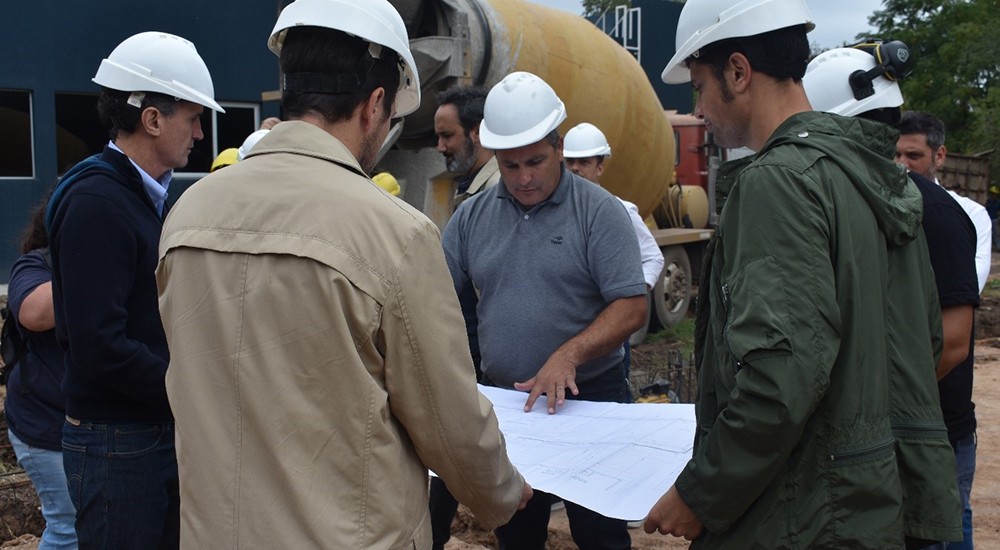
<box><xmin>442</xmin><ymin>167</ymin><xmax>646</xmax><ymax>388</ymax></box>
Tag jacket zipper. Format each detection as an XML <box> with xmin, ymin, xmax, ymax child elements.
<box><xmin>891</xmin><ymin>421</ymin><xmax>948</xmax><ymax>439</ymax></box>
<box><xmin>828</xmin><ymin>436</ymin><xmax>895</xmax><ymax>462</ymax></box>
<box><xmin>719</xmin><ymin>282</ymin><xmax>743</xmax><ymax>371</ymax></box>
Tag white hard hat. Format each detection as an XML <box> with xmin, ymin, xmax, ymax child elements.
<box><xmin>237</xmin><ymin>129</ymin><xmax>270</xmax><ymax>160</ymax></box>
<box><xmin>480</xmin><ymin>72</ymin><xmax>567</xmax><ymax>150</ymax></box>
<box><xmin>268</xmin><ymin>0</ymin><xmax>421</xmax><ymax>117</ymax></box>
<box><xmin>564</xmin><ymin>123</ymin><xmax>612</xmax><ymax>158</ymax></box>
<box><xmin>803</xmin><ymin>48</ymin><xmax>904</xmax><ymax>118</ymax></box>
<box><xmin>93</xmin><ymin>32</ymin><xmax>224</xmax><ymax>112</ymax></box>
<box><xmin>662</xmin><ymin>0</ymin><xmax>816</xmax><ymax>84</ymax></box>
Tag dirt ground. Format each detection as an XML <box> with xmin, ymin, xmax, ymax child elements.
<box><xmin>3</xmin><ymin>277</ymin><xmax>1000</xmax><ymax>549</ymax></box>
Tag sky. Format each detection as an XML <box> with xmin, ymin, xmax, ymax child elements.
<box><xmin>529</xmin><ymin>0</ymin><xmax>882</xmax><ymax>50</ymax></box>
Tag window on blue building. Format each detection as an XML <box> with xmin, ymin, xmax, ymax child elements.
<box><xmin>50</xmin><ymin>95</ymin><xmax>260</xmax><ymax>177</ymax></box>
<box><xmin>0</xmin><ymin>90</ymin><xmax>34</xmax><ymax>178</ymax></box>
<box><xmin>215</xmin><ymin>103</ymin><xmax>260</xmax><ymax>152</ymax></box>
<box><xmin>55</xmin><ymin>92</ymin><xmax>104</xmax><ymax>175</ymax></box>
<box><xmin>180</xmin><ymin>102</ymin><xmax>259</xmax><ymax>175</ymax></box>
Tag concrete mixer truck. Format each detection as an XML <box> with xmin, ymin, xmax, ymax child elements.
<box><xmin>375</xmin><ymin>0</ymin><xmax>719</xmax><ymax>333</ymax></box>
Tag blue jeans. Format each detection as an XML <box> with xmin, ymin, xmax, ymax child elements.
<box><xmin>62</xmin><ymin>420</ymin><xmax>179</xmax><ymax>550</ymax></box>
<box><xmin>494</xmin><ymin>367</ymin><xmax>631</xmax><ymax>550</ymax></box>
<box><xmin>8</xmin><ymin>430</ymin><xmax>78</xmax><ymax>550</ymax></box>
<box><xmin>926</xmin><ymin>432</ymin><xmax>977</xmax><ymax>550</ymax></box>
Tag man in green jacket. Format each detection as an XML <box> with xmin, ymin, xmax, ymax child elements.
<box><xmin>644</xmin><ymin>0</ymin><xmax>962</xmax><ymax>547</ymax></box>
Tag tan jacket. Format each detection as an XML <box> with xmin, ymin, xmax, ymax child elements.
<box><xmin>157</xmin><ymin>121</ymin><xmax>523</xmax><ymax>549</ymax></box>
<box><xmin>452</xmin><ymin>156</ymin><xmax>500</xmax><ymax>209</ymax></box>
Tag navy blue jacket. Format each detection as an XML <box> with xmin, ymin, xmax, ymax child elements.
<box><xmin>5</xmin><ymin>249</ymin><xmax>65</xmax><ymax>450</ymax></box>
<box><xmin>49</xmin><ymin>146</ymin><xmax>171</xmax><ymax>422</ymax></box>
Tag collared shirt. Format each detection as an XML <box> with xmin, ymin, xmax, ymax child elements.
<box><xmin>108</xmin><ymin>141</ymin><xmax>171</xmax><ymax>216</ymax></box>
<box><xmin>443</xmin><ymin>168</ymin><xmax>646</xmax><ymax>387</ymax></box>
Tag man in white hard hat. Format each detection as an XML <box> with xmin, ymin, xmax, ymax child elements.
<box><xmin>155</xmin><ymin>0</ymin><xmax>530</xmax><ymax>547</ymax></box>
<box><xmin>236</xmin><ymin>128</ymin><xmax>270</xmax><ymax>161</ymax></box>
<box><xmin>43</xmin><ymin>31</ymin><xmax>223</xmax><ymax>548</ymax></box>
<box><xmin>442</xmin><ymin>71</ymin><xmax>647</xmax><ymax>550</ymax></box>
<box><xmin>645</xmin><ymin>0</ymin><xmax>955</xmax><ymax>546</ymax></box>
<box><xmin>804</xmin><ymin>42</ymin><xmax>971</xmax><ymax>547</ymax></box>
<box><xmin>563</xmin><ymin>121</ymin><xmax>663</xmax><ymax>399</ymax></box>
<box><xmin>896</xmin><ymin>111</ymin><xmax>993</xmax><ymax>293</ymax></box>
<box><xmin>429</xmin><ymin>84</ymin><xmax>502</xmax><ymax>550</ymax></box>
<box><xmin>563</xmin><ymin>122</ymin><xmax>663</xmax><ymax>295</ymax></box>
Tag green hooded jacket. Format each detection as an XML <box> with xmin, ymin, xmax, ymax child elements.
<box><xmin>677</xmin><ymin>112</ymin><xmax>962</xmax><ymax>549</ymax></box>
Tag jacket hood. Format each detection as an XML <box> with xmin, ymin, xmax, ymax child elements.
<box><xmin>761</xmin><ymin>111</ymin><xmax>921</xmax><ymax>247</ymax></box>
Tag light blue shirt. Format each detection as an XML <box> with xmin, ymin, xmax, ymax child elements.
<box><xmin>108</xmin><ymin>141</ymin><xmax>171</xmax><ymax>216</ymax></box>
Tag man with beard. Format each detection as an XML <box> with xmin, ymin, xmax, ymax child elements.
<box><xmin>429</xmin><ymin>85</ymin><xmax>504</xmax><ymax>549</ymax></box>
<box><xmin>435</xmin><ymin>86</ymin><xmax>501</xmax><ymax>209</ymax></box>
<box><xmin>156</xmin><ymin>0</ymin><xmax>531</xmax><ymax>547</ymax></box>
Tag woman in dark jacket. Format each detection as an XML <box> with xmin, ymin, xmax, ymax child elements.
<box><xmin>5</xmin><ymin>201</ymin><xmax>77</xmax><ymax>550</ymax></box>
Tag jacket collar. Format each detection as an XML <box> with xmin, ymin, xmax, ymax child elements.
<box><xmin>99</xmin><ymin>145</ymin><xmax>166</xmax><ymax>218</ymax></box>
<box><xmin>245</xmin><ymin>120</ymin><xmax>368</xmax><ymax>179</ymax></box>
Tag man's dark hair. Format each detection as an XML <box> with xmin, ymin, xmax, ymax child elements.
<box><xmin>896</xmin><ymin>111</ymin><xmax>946</xmax><ymax>150</ymax></box>
<box><xmin>688</xmin><ymin>24</ymin><xmax>811</xmax><ymax>86</ymax></box>
<box><xmin>436</xmin><ymin>87</ymin><xmax>488</xmax><ymax>134</ymax></box>
<box><xmin>544</xmin><ymin>129</ymin><xmax>561</xmax><ymax>150</ymax></box>
<box><xmin>97</xmin><ymin>89</ymin><xmax>180</xmax><ymax>140</ymax></box>
<box><xmin>280</xmin><ymin>26</ymin><xmax>400</xmax><ymax>123</ymax></box>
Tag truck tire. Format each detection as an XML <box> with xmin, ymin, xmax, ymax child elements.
<box><xmin>653</xmin><ymin>245</ymin><xmax>692</xmax><ymax>327</ymax></box>
<box><xmin>628</xmin><ymin>292</ymin><xmax>652</xmax><ymax>346</ymax></box>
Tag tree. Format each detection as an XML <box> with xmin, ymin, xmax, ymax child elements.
<box><xmin>869</xmin><ymin>0</ymin><xmax>1000</xmax><ymax>186</ymax></box>
<box><xmin>582</xmin><ymin>0</ymin><xmax>630</xmax><ymax>19</ymax></box>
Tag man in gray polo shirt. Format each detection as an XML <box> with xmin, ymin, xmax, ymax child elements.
<box><xmin>441</xmin><ymin>71</ymin><xmax>647</xmax><ymax>550</ymax></box>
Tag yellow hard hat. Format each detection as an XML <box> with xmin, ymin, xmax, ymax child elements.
<box><xmin>373</xmin><ymin>172</ymin><xmax>400</xmax><ymax>196</ymax></box>
<box><xmin>211</xmin><ymin>148</ymin><xmax>239</xmax><ymax>172</ymax></box>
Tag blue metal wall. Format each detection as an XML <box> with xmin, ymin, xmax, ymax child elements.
<box><xmin>636</xmin><ymin>0</ymin><xmax>691</xmax><ymax>113</ymax></box>
<box><xmin>0</xmin><ymin>1</ymin><xmax>284</xmax><ymax>282</ymax></box>
<box><xmin>591</xmin><ymin>0</ymin><xmax>691</xmax><ymax>114</ymax></box>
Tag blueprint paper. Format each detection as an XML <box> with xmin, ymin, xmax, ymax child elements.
<box><xmin>477</xmin><ymin>384</ymin><xmax>696</xmax><ymax>521</ymax></box>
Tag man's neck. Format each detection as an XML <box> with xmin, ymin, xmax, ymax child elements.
<box><xmin>465</xmin><ymin>148</ymin><xmax>494</xmax><ymax>179</ymax></box>
<box><xmin>297</xmin><ymin>113</ymin><xmax>356</xmax><ymax>151</ymax></box>
<box><xmin>113</xmin><ymin>134</ymin><xmax>169</xmax><ymax>180</ymax></box>
<box><xmin>746</xmin><ymin>79</ymin><xmax>812</xmax><ymax>152</ymax></box>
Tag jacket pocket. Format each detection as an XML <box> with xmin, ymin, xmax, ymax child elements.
<box><xmin>892</xmin><ymin>423</ymin><xmax>963</xmax><ymax>543</ymax></box>
<box><xmin>818</xmin><ymin>435</ymin><xmax>903</xmax><ymax>547</ymax></box>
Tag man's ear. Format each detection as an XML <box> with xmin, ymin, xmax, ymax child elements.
<box><xmin>470</xmin><ymin>122</ymin><xmax>481</xmax><ymax>146</ymax></box>
<box><xmin>934</xmin><ymin>144</ymin><xmax>948</xmax><ymax>170</ymax></box>
<box><xmin>140</xmin><ymin>107</ymin><xmax>163</xmax><ymax>136</ymax></box>
<box><xmin>728</xmin><ymin>52</ymin><xmax>752</xmax><ymax>93</ymax></box>
<box><xmin>361</xmin><ymin>87</ymin><xmax>387</xmax><ymax>131</ymax></box>
<box><xmin>595</xmin><ymin>158</ymin><xmax>606</xmax><ymax>178</ymax></box>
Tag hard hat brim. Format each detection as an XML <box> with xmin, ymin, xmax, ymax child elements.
<box><xmin>480</xmin><ymin>104</ymin><xmax>567</xmax><ymax>150</ymax></box>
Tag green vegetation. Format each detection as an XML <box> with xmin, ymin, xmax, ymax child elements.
<box><xmin>982</xmin><ymin>277</ymin><xmax>1000</xmax><ymax>299</ymax></box>
<box><xmin>869</xmin><ymin>0</ymin><xmax>1000</xmax><ymax>187</ymax></box>
<box><xmin>644</xmin><ymin>317</ymin><xmax>696</xmax><ymax>355</ymax></box>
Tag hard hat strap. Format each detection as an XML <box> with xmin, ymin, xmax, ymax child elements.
<box><xmin>734</xmin><ymin>38</ymin><xmax>807</xmax><ymax>80</ymax></box>
<box><xmin>283</xmin><ymin>47</ymin><xmax>378</xmax><ymax>94</ymax></box>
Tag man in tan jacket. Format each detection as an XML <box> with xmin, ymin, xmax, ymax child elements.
<box><xmin>155</xmin><ymin>0</ymin><xmax>531</xmax><ymax>548</ymax></box>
